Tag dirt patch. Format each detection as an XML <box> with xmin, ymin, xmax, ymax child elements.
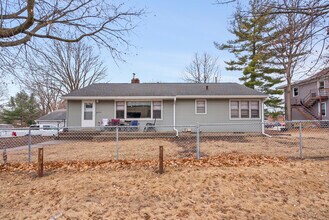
<box><xmin>0</xmin><ymin>157</ymin><xmax>328</xmax><ymax>219</ymax></box>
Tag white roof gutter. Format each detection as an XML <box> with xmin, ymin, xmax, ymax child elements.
<box><xmin>62</xmin><ymin>95</ymin><xmax>267</xmax><ymax>100</ymax></box>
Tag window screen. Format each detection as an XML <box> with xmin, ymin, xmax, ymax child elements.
<box><xmin>231</xmin><ymin>101</ymin><xmax>239</xmax><ymax>118</ymax></box>
<box><xmin>116</xmin><ymin>101</ymin><xmax>125</xmax><ymax>119</ymax></box>
<box><xmin>240</xmin><ymin>101</ymin><xmax>249</xmax><ymax>118</ymax></box>
<box><xmin>196</xmin><ymin>100</ymin><xmax>206</xmax><ymax>114</ymax></box>
<box><xmin>153</xmin><ymin>101</ymin><xmax>162</xmax><ymax>119</ymax></box>
<box><xmin>251</xmin><ymin>101</ymin><xmax>259</xmax><ymax>118</ymax></box>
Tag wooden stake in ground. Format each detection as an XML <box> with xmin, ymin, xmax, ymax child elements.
<box><xmin>38</xmin><ymin>148</ymin><xmax>44</xmax><ymax>177</ymax></box>
<box><xmin>2</xmin><ymin>149</ymin><xmax>7</xmax><ymax>164</ymax></box>
<box><xmin>159</xmin><ymin>146</ymin><xmax>164</xmax><ymax>174</ymax></box>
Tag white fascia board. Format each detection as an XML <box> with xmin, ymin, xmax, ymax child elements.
<box><xmin>62</xmin><ymin>95</ymin><xmax>268</xmax><ymax>100</ymax></box>
<box><xmin>62</xmin><ymin>96</ymin><xmax>176</xmax><ymax>100</ymax></box>
<box><xmin>176</xmin><ymin>95</ymin><xmax>268</xmax><ymax>99</ymax></box>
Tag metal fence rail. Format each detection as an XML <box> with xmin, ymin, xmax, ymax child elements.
<box><xmin>1</xmin><ymin>120</ymin><xmax>329</xmax><ymax>164</ymax></box>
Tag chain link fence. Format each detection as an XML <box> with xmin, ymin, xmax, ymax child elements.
<box><xmin>1</xmin><ymin>120</ymin><xmax>328</xmax><ymax>164</ymax></box>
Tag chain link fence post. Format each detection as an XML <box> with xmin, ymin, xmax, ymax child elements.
<box><xmin>28</xmin><ymin>127</ymin><xmax>32</xmax><ymax>162</ymax></box>
<box><xmin>299</xmin><ymin>122</ymin><xmax>303</xmax><ymax>160</ymax></box>
<box><xmin>115</xmin><ymin>126</ymin><xmax>119</xmax><ymax>160</ymax></box>
<box><xmin>196</xmin><ymin>123</ymin><xmax>200</xmax><ymax>160</ymax></box>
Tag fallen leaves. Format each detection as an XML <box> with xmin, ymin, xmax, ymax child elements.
<box><xmin>0</xmin><ymin>153</ymin><xmax>287</xmax><ymax>173</ymax></box>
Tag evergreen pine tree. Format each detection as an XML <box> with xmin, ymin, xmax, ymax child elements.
<box><xmin>2</xmin><ymin>91</ymin><xmax>41</xmax><ymax>126</ymax></box>
<box><xmin>215</xmin><ymin>0</ymin><xmax>284</xmax><ymax>113</ymax></box>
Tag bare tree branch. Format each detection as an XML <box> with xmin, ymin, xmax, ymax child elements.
<box><xmin>16</xmin><ymin>40</ymin><xmax>108</xmax><ymax>113</ymax></box>
<box><xmin>183</xmin><ymin>52</ymin><xmax>221</xmax><ymax>83</ymax></box>
<box><xmin>0</xmin><ymin>0</ymin><xmax>144</xmax><ymax>74</ymax></box>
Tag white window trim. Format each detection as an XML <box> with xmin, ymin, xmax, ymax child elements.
<box><xmin>293</xmin><ymin>87</ymin><xmax>299</xmax><ymax>97</ymax></box>
<box><xmin>229</xmin><ymin>99</ymin><xmax>261</xmax><ymax>120</ymax></box>
<box><xmin>114</xmin><ymin>101</ymin><xmax>126</xmax><ymax>119</ymax></box>
<box><xmin>319</xmin><ymin>102</ymin><xmax>326</xmax><ymax>117</ymax></box>
<box><xmin>114</xmin><ymin>100</ymin><xmax>163</xmax><ymax>120</ymax></box>
<box><xmin>82</xmin><ymin>101</ymin><xmax>95</xmax><ymax>120</ymax></box>
<box><xmin>195</xmin><ymin>99</ymin><xmax>207</xmax><ymax>115</ymax></box>
<box><xmin>81</xmin><ymin>100</ymin><xmax>95</xmax><ymax>127</ymax></box>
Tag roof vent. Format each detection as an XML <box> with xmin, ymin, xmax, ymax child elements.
<box><xmin>206</xmin><ymin>85</ymin><xmax>209</xmax><ymax>90</ymax></box>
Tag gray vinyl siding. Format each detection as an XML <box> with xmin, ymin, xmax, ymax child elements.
<box><xmin>291</xmin><ymin>108</ymin><xmax>308</xmax><ymax>120</ymax></box>
<box><xmin>160</xmin><ymin>100</ymin><xmax>174</xmax><ymax>125</ymax></box>
<box><xmin>95</xmin><ymin>100</ymin><xmax>115</xmax><ymax>126</ymax></box>
<box><xmin>67</xmin><ymin>100</ymin><xmax>81</xmax><ymax>127</ymax></box>
<box><xmin>291</xmin><ymin>82</ymin><xmax>317</xmax><ymax>105</ymax></box>
<box><xmin>67</xmin><ymin>98</ymin><xmax>264</xmax><ymax>132</ymax></box>
<box><xmin>175</xmin><ymin>99</ymin><xmax>263</xmax><ymax>132</ymax></box>
<box><xmin>290</xmin><ymin>79</ymin><xmax>329</xmax><ymax>120</ymax></box>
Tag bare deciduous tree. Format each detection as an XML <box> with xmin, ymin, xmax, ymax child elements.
<box><xmin>0</xmin><ymin>0</ymin><xmax>144</xmax><ymax>74</ymax></box>
<box><xmin>269</xmin><ymin>0</ymin><xmax>320</xmax><ymax>120</ymax></box>
<box><xmin>215</xmin><ymin>0</ymin><xmax>328</xmax><ymax>120</ymax></box>
<box><xmin>183</xmin><ymin>53</ymin><xmax>220</xmax><ymax>83</ymax></box>
<box><xmin>21</xmin><ymin>71</ymin><xmax>62</xmax><ymax>114</ymax></box>
<box><xmin>0</xmin><ymin>82</ymin><xmax>7</xmax><ymax>107</ymax></box>
<box><xmin>17</xmin><ymin>41</ymin><xmax>107</xmax><ymax>114</ymax></box>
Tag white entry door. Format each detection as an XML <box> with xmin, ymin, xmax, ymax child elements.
<box><xmin>81</xmin><ymin>101</ymin><xmax>95</xmax><ymax>127</ymax></box>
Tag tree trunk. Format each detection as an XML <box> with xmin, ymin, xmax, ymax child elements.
<box><xmin>286</xmin><ymin>64</ymin><xmax>293</xmax><ymax>121</ymax></box>
<box><xmin>286</xmin><ymin>83</ymin><xmax>292</xmax><ymax>121</ymax></box>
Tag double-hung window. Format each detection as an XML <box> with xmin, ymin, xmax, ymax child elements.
<box><xmin>240</xmin><ymin>101</ymin><xmax>249</xmax><ymax>118</ymax></box>
<box><xmin>231</xmin><ymin>101</ymin><xmax>239</xmax><ymax>118</ymax></box>
<box><xmin>153</xmin><ymin>101</ymin><xmax>162</xmax><ymax>119</ymax></box>
<box><xmin>116</xmin><ymin>101</ymin><xmax>125</xmax><ymax>119</ymax></box>
<box><xmin>251</xmin><ymin>101</ymin><xmax>260</xmax><ymax>118</ymax></box>
<box><xmin>195</xmin><ymin>100</ymin><xmax>207</xmax><ymax>114</ymax></box>
<box><xmin>230</xmin><ymin>100</ymin><xmax>260</xmax><ymax>119</ymax></box>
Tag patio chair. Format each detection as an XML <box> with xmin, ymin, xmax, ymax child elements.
<box><xmin>129</xmin><ymin>120</ymin><xmax>139</xmax><ymax>132</ymax></box>
<box><xmin>107</xmin><ymin>119</ymin><xmax>120</xmax><ymax>131</ymax></box>
<box><xmin>101</xmin><ymin>118</ymin><xmax>109</xmax><ymax>131</ymax></box>
<box><xmin>110</xmin><ymin>119</ymin><xmax>120</xmax><ymax>126</ymax></box>
<box><xmin>144</xmin><ymin>118</ymin><xmax>157</xmax><ymax>132</ymax></box>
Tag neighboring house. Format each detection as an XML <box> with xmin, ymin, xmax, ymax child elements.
<box><xmin>62</xmin><ymin>79</ymin><xmax>267</xmax><ymax>132</ymax></box>
<box><xmin>35</xmin><ymin>109</ymin><xmax>67</xmax><ymax>127</ymax></box>
<box><xmin>279</xmin><ymin>68</ymin><xmax>329</xmax><ymax>120</ymax></box>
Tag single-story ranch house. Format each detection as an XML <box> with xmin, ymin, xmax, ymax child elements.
<box><xmin>62</xmin><ymin>81</ymin><xmax>267</xmax><ymax>132</ymax></box>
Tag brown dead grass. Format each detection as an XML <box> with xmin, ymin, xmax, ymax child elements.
<box><xmin>0</xmin><ymin>156</ymin><xmax>328</xmax><ymax>219</ymax></box>
<box><xmin>5</xmin><ymin>130</ymin><xmax>329</xmax><ymax>163</ymax></box>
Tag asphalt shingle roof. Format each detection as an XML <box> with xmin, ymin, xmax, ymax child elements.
<box><xmin>63</xmin><ymin>83</ymin><xmax>266</xmax><ymax>98</ymax></box>
<box><xmin>36</xmin><ymin>109</ymin><xmax>66</xmax><ymax>121</ymax></box>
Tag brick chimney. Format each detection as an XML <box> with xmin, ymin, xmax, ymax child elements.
<box><xmin>131</xmin><ymin>73</ymin><xmax>140</xmax><ymax>83</ymax></box>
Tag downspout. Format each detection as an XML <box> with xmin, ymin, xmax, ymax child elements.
<box><xmin>262</xmin><ymin>99</ymin><xmax>271</xmax><ymax>137</ymax></box>
<box><xmin>173</xmin><ymin>97</ymin><xmax>179</xmax><ymax>136</ymax></box>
